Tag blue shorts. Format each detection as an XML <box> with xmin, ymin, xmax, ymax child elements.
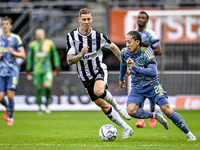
<box><xmin>127</xmin><ymin>82</ymin><xmax>169</xmax><ymax>107</ymax></box>
<box><xmin>0</xmin><ymin>76</ymin><xmax>18</xmax><ymax>92</ymax></box>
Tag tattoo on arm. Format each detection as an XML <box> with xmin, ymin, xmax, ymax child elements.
<box><xmin>67</xmin><ymin>53</ymin><xmax>83</xmax><ymax>65</ymax></box>
<box><xmin>110</xmin><ymin>44</ymin><xmax>121</xmax><ymax>61</ymax></box>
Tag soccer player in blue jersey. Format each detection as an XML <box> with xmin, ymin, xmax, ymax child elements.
<box><xmin>135</xmin><ymin>11</ymin><xmax>162</xmax><ymax>128</ymax></box>
<box><xmin>0</xmin><ymin>16</ymin><xmax>26</xmax><ymax>125</ymax></box>
<box><xmin>137</xmin><ymin>11</ymin><xmax>162</xmax><ymax>55</ymax></box>
<box><xmin>119</xmin><ymin>30</ymin><xmax>196</xmax><ymax>141</ymax></box>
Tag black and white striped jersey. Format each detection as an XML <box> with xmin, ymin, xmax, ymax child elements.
<box><xmin>66</xmin><ymin>28</ymin><xmax>113</xmax><ymax>82</ymax></box>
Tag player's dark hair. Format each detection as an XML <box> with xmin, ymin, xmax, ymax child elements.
<box><xmin>79</xmin><ymin>8</ymin><xmax>92</xmax><ymax>17</ymax></box>
<box><xmin>1</xmin><ymin>16</ymin><xmax>12</xmax><ymax>25</ymax></box>
<box><xmin>127</xmin><ymin>30</ymin><xmax>150</xmax><ymax>47</ymax></box>
<box><xmin>139</xmin><ymin>11</ymin><xmax>149</xmax><ymax>20</ymax></box>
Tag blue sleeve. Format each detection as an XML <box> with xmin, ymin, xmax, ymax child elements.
<box><xmin>132</xmin><ymin>64</ymin><xmax>157</xmax><ymax>76</ymax></box>
<box><xmin>119</xmin><ymin>61</ymin><xmax>127</xmax><ymax>81</ymax></box>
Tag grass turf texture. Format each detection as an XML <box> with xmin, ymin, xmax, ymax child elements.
<box><xmin>0</xmin><ymin>110</ymin><xmax>199</xmax><ymax>150</ymax></box>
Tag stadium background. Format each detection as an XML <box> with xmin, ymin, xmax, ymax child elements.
<box><xmin>0</xmin><ymin>0</ymin><xmax>200</xmax><ymax>111</ymax></box>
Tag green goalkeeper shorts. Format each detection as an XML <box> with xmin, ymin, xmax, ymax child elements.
<box><xmin>33</xmin><ymin>71</ymin><xmax>53</xmax><ymax>85</ymax></box>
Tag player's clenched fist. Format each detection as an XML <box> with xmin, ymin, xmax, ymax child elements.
<box><xmin>127</xmin><ymin>57</ymin><xmax>135</xmax><ymax>68</ymax></box>
<box><xmin>80</xmin><ymin>46</ymin><xmax>89</xmax><ymax>57</ymax></box>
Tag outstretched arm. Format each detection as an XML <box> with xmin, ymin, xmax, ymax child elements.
<box><xmin>109</xmin><ymin>43</ymin><xmax>121</xmax><ymax>61</ymax></box>
<box><xmin>8</xmin><ymin>47</ymin><xmax>26</xmax><ymax>59</ymax></box>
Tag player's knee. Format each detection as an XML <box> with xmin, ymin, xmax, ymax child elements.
<box><xmin>160</xmin><ymin>104</ymin><xmax>173</xmax><ymax>117</ymax></box>
<box><xmin>7</xmin><ymin>91</ymin><xmax>14</xmax><ymax>99</ymax></box>
<box><xmin>128</xmin><ymin>110</ymin><xmax>137</xmax><ymax>116</ymax></box>
<box><xmin>94</xmin><ymin>82</ymin><xmax>106</xmax><ymax>97</ymax></box>
<box><xmin>0</xmin><ymin>97</ymin><xmax>4</xmax><ymax>101</ymax></box>
<box><xmin>0</xmin><ymin>94</ymin><xmax>4</xmax><ymax>101</ymax></box>
<box><xmin>94</xmin><ymin>89</ymin><xmax>105</xmax><ymax>97</ymax></box>
<box><xmin>127</xmin><ymin>107</ymin><xmax>137</xmax><ymax>116</ymax></box>
<box><xmin>127</xmin><ymin>103</ymin><xmax>138</xmax><ymax>116</ymax></box>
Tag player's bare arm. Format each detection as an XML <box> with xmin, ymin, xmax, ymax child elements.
<box><xmin>110</xmin><ymin>43</ymin><xmax>121</xmax><ymax>61</ymax></box>
<box><xmin>67</xmin><ymin>46</ymin><xmax>89</xmax><ymax>65</ymax></box>
<box><xmin>153</xmin><ymin>44</ymin><xmax>162</xmax><ymax>55</ymax></box>
<box><xmin>8</xmin><ymin>47</ymin><xmax>26</xmax><ymax>59</ymax></box>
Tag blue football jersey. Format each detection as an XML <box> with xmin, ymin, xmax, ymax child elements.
<box><xmin>0</xmin><ymin>33</ymin><xmax>24</xmax><ymax>76</ymax></box>
<box><xmin>137</xmin><ymin>27</ymin><xmax>160</xmax><ymax>49</ymax></box>
<box><xmin>121</xmin><ymin>46</ymin><xmax>159</xmax><ymax>91</ymax></box>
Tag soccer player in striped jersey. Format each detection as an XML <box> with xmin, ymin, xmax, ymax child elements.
<box><xmin>0</xmin><ymin>16</ymin><xmax>26</xmax><ymax>125</ymax></box>
<box><xmin>26</xmin><ymin>29</ymin><xmax>60</xmax><ymax>114</ymax></box>
<box><xmin>119</xmin><ymin>30</ymin><xmax>196</xmax><ymax>141</ymax></box>
<box><xmin>66</xmin><ymin>8</ymin><xmax>133</xmax><ymax>139</ymax></box>
<box><xmin>135</xmin><ymin>11</ymin><xmax>162</xmax><ymax>128</ymax></box>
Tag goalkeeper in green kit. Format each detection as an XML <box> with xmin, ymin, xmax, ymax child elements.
<box><xmin>26</xmin><ymin>29</ymin><xmax>60</xmax><ymax>114</ymax></box>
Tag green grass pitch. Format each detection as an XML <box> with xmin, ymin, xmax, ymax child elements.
<box><xmin>0</xmin><ymin>110</ymin><xmax>199</xmax><ymax>150</ymax></box>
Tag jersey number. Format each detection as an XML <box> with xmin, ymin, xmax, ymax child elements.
<box><xmin>154</xmin><ymin>85</ymin><xmax>164</xmax><ymax>96</ymax></box>
<box><xmin>12</xmin><ymin>76</ymin><xmax>17</xmax><ymax>88</ymax></box>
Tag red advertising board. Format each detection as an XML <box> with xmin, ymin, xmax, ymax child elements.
<box><xmin>109</xmin><ymin>9</ymin><xmax>200</xmax><ymax>44</ymax></box>
<box><xmin>176</xmin><ymin>96</ymin><xmax>200</xmax><ymax>109</ymax></box>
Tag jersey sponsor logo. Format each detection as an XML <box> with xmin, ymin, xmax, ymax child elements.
<box><xmin>0</xmin><ymin>47</ymin><xmax>8</xmax><ymax>53</ymax></box>
<box><xmin>92</xmin><ymin>39</ymin><xmax>96</xmax><ymax>45</ymax></box>
<box><xmin>36</xmin><ymin>52</ymin><xmax>47</xmax><ymax>58</ymax></box>
<box><xmin>82</xmin><ymin>55</ymin><xmax>90</xmax><ymax>59</ymax></box>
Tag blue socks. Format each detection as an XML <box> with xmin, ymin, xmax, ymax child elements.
<box><xmin>132</xmin><ymin>108</ymin><xmax>190</xmax><ymax>134</ymax></box>
<box><xmin>132</xmin><ymin>108</ymin><xmax>153</xmax><ymax>119</ymax></box>
<box><xmin>8</xmin><ymin>99</ymin><xmax>14</xmax><ymax>118</ymax></box>
<box><xmin>168</xmin><ymin>111</ymin><xmax>189</xmax><ymax>134</ymax></box>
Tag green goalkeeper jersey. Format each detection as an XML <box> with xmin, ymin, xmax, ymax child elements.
<box><xmin>26</xmin><ymin>39</ymin><xmax>60</xmax><ymax>74</ymax></box>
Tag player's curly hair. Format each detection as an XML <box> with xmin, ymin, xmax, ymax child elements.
<box><xmin>127</xmin><ymin>30</ymin><xmax>150</xmax><ymax>47</ymax></box>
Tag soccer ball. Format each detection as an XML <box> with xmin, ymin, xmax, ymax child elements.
<box><xmin>99</xmin><ymin>124</ymin><xmax>117</xmax><ymax>141</ymax></box>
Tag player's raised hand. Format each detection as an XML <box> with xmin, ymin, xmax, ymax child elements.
<box><xmin>80</xmin><ymin>46</ymin><xmax>89</xmax><ymax>57</ymax></box>
<box><xmin>119</xmin><ymin>80</ymin><xmax>126</xmax><ymax>88</ymax></box>
<box><xmin>127</xmin><ymin>57</ymin><xmax>135</xmax><ymax>68</ymax></box>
